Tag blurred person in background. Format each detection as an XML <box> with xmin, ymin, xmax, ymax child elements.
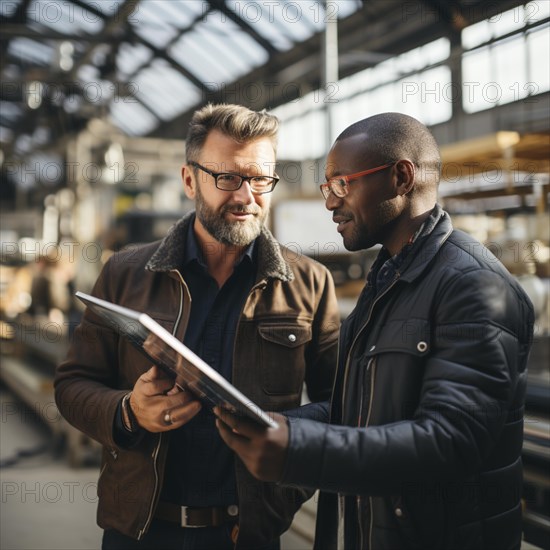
<box><xmin>216</xmin><ymin>112</ymin><xmax>535</xmax><ymax>550</ymax></box>
<box><xmin>55</xmin><ymin>104</ymin><xmax>340</xmax><ymax>550</ymax></box>
<box><xmin>26</xmin><ymin>247</ymin><xmax>80</xmax><ymax>334</ymax></box>
<box><xmin>27</xmin><ymin>254</ymin><xmax>55</xmax><ymax>316</ymax></box>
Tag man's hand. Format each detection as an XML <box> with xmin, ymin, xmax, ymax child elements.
<box><xmin>214</xmin><ymin>407</ymin><xmax>289</xmax><ymax>482</ymax></box>
<box><xmin>130</xmin><ymin>366</ymin><xmax>201</xmax><ymax>432</ymax></box>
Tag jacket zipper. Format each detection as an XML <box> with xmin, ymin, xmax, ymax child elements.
<box><xmin>356</xmin><ymin>365</ymin><xmax>366</xmax><ymax>550</ymax></box>
<box><xmin>138</xmin><ymin>434</ymin><xmax>163</xmax><ymax>539</ymax></box>
<box><xmin>356</xmin><ymin>357</ymin><xmax>376</xmax><ymax>550</ymax></box>
<box><xmin>331</xmin><ymin>334</ymin><xmax>344</xmax><ymax>548</ymax></box>
<box><xmin>329</xmin><ymin>334</ymin><xmax>341</xmax><ymax>423</ymax></box>
<box><xmin>341</xmin><ymin>275</ymin><xmax>400</xmax><ymax>550</ymax></box>
<box><xmin>366</xmin><ymin>361</ymin><xmax>377</xmax><ymax>550</ymax></box>
<box><xmin>341</xmin><ymin>274</ymin><xmax>400</xmax><ymax>423</ymax></box>
<box><xmin>138</xmin><ymin>269</ymin><xmax>188</xmax><ymax>539</ymax></box>
<box><xmin>97</xmin><ymin>461</ymin><xmax>108</xmax><ymax>484</ymax></box>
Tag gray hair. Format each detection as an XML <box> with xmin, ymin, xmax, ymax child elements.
<box><xmin>185</xmin><ymin>104</ymin><xmax>279</xmax><ymax>163</ymax></box>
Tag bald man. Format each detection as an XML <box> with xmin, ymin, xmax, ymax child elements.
<box><xmin>216</xmin><ymin>113</ymin><xmax>534</xmax><ymax>550</ymax></box>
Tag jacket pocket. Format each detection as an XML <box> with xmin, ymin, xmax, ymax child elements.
<box><xmin>258</xmin><ymin>323</ymin><xmax>312</xmax><ymax>395</ymax></box>
<box><xmin>364</xmin><ymin>318</ymin><xmax>431</xmax><ymax>358</ymax></box>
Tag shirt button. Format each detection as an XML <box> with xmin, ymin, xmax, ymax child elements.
<box><xmin>288</xmin><ymin>334</ymin><xmax>297</xmax><ymax>343</ymax></box>
<box><xmin>395</xmin><ymin>508</ymin><xmax>403</xmax><ymax>517</ymax></box>
<box><xmin>417</xmin><ymin>341</ymin><xmax>428</xmax><ymax>352</ymax></box>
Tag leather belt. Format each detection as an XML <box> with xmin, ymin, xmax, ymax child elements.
<box><xmin>154</xmin><ymin>501</ymin><xmax>239</xmax><ymax>528</ymax></box>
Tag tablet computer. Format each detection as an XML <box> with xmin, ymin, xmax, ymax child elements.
<box><xmin>76</xmin><ymin>291</ymin><xmax>278</xmax><ymax>429</ymax></box>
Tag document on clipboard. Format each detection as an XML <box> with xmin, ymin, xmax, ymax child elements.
<box><xmin>75</xmin><ymin>291</ymin><xmax>278</xmax><ymax>429</ymax></box>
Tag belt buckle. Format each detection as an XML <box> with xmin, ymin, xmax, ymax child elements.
<box><xmin>180</xmin><ymin>506</ymin><xmax>206</xmax><ymax>528</ymax></box>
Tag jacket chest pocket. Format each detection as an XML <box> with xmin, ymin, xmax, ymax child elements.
<box><xmin>359</xmin><ymin>318</ymin><xmax>431</xmax><ymax>423</ymax></box>
<box><xmin>258</xmin><ymin>323</ymin><xmax>312</xmax><ymax>395</ymax></box>
<box><xmin>364</xmin><ymin>318</ymin><xmax>431</xmax><ymax>359</ymax></box>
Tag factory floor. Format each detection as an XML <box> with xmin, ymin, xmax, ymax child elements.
<box><xmin>0</xmin><ymin>387</ymin><xmax>310</xmax><ymax>550</ymax></box>
<box><xmin>0</xmin><ymin>387</ymin><xmax>542</xmax><ymax>550</ymax></box>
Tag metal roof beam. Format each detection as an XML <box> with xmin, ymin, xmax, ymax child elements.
<box><xmin>124</xmin><ymin>27</ymin><xmax>211</xmax><ymax>95</ymax></box>
<box><xmin>204</xmin><ymin>0</ymin><xmax>279</xmax><ymax>56</ymax></box>
<box><xmin>67</xmin><ymin>0</ymin><xmax>141</xmax><ymax>78</ymax></box>
<box><xmin>150</xmin><ymin>0</ymin><xmax>529</xmax><ymax>139</ymax></box>
<box><xmin>0</xmin><ymin>24</ymin><xmax>111</xmax><ymax>43</ymax></box>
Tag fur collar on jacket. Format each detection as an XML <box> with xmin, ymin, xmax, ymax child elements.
<box><xmin>146</xmin><ymin>211</ymin><xmax>294</xmax><ymax>282</ymax></box>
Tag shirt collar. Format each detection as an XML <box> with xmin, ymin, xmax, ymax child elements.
<box><xmin>366</xmin><ymin>212</ymin><xmax>434</xmax><ymax>290</ymax></box>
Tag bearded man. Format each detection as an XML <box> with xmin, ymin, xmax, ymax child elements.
<box><xmin>55</xmin><ymin>104</ymin><xmax>340</xmax><ymax>550</ymax></box>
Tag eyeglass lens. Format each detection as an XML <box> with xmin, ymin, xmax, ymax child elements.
<box><xmin>216</xmin><ymin>174</ymin><xmax>275</xmax><ymax>192</ymax></box>
<box><xmin>321</xmin><ymin>179</ymin><xmax>346</xmax><ymax>199</ymax></box>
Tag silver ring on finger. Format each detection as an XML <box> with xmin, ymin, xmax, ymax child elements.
<box><xmin>163</xmin><ymin>411</ymin><xmax>173</xmax><ymax>426</ymax></box>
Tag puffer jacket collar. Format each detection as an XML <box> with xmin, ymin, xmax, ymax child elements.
<box><xmin>397</xmin><ymin>203</ymin><xmax>453</xmax><ymax>283</ymax></box>
<box><xmin>146</xmin><ymin>210</ymin><xmax>294</xmax><ymax>282</ymax></box>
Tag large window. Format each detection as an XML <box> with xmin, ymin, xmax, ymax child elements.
<box><xmin>461</xmin><ymin>2</ymin><xmax>549</xmax><ymax>113</ymax></box>
<box><xmin>274</xmin><ymin>3</ymin><xmax>549</xmax><ymax>161</ymax></box>
<box><xmin>274</xmin><ymin>38</ymin><xmax>451</xmax><ymax>160</ymax></box>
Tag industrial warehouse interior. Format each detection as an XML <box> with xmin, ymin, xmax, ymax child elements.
<box><xmin>0</xmin><ymin>0</ymin><xmax>548</xmax><ymax>549</ymax></box>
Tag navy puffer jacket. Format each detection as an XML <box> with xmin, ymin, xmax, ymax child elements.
<box><xmin>282</xmin><ymin>205</ymin><xmax>534</xmax><ymax>550</ymax></box>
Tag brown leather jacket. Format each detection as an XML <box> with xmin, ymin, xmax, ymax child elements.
<box><xmin>55</xmin><ymin>212</ymin><xmax>339</xmax><ymax>549</ymax></box>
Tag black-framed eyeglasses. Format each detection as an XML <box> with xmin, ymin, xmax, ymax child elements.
<box><xmin>189</xmin><ymin>161</ymin><xmax>279</xmax><ymax>195</ymax></box>
<box><xmin>320</xmin><ymin>163</ymin><xmax>394</xmax><ymax>200</ymax></box>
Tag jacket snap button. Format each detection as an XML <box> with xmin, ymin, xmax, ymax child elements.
<box><xmin>369</xmin><ymin>345</ymin><xmax>376</xmax><ymax>352</ymax></box>
<box><xmin>395</xmin><ymin>507</ymin><xmax>403</xmax><ymax>517</ymax></box>
<box><xmin>288</xmin><ymin>334</ymin><xmax>297</xmax><ymax>343</ymax></box>
<box><xmin>417</xmin><ymin>341</ymin><xmax>428</xmax><ymax>352</ymax></box>
<box><xmin>227</xmin><ymin>504</ymin><xmax>239</xmax><ymax>517</ymax></box>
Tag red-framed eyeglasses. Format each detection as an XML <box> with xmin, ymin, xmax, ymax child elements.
<box><xmin>320</xmin><ymin>163</ymin><xmax>394</xmax><ymax>200</ymax></box>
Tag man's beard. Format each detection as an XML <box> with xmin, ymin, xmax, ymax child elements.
<box><xmin>195</xmin><ymin>184</ymin><xmax>268</xmax><ymax>246</ymax></box>
<box><xmin>338</xmin><ymin>199</ymin><xmax>399</xmax><ymax>252</ymax></box>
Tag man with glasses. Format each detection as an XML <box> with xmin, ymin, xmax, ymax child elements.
<box><xmin>216</xmin><ymin>112</ymin><xmax>534</xmax><ymax>550</ymax></box>
<box><xmin>55</xmin><ymin>104</ymin><xmax>340</xmax><ymax>549</ymax></box>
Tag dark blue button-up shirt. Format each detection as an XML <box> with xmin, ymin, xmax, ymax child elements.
<box><xmin>160</xmin><ymin>218</ymin><xmax>257</xmax><ymax>506</ymax></box>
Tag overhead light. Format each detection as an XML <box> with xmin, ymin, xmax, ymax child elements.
<box><xmin>27</xmin><ymin>81</ymin><xmax>43</xmax><ymax>109</ymax></box>
<box><xmin>59</xmin><ymin>41</ymin><xmax>74</xmax><ymax>71</ymax></box>
<box><xmin>103</xmin><ymin>142</ymin><xmax>125</xmax><ymax>184</ymax></box>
